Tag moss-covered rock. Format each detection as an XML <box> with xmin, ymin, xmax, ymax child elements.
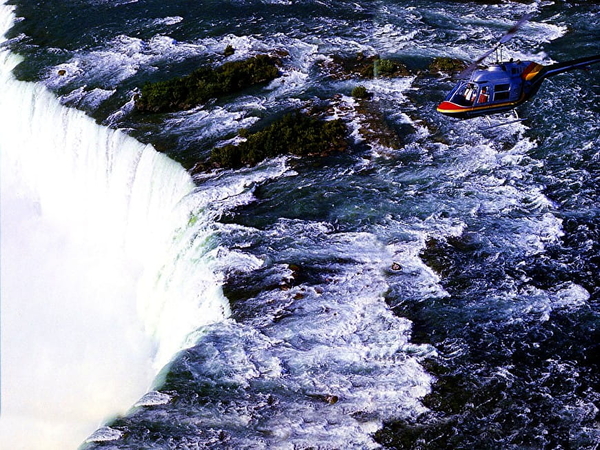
<box><xmin>428</xmin><ymin>56</ymin><xmax>467</xmax><ymax>77</ymax></box>
<box><xmin>324</xmin><ymin>53</ymin><xmax>411</xmax><ymax>80</ymax></box>
<box><xmin>135</xmin><ymin>55</ymin><xmax>280</xmax><ymax>113</ymax></box>
<box><xmin>349</xmin><ymin>97</ymin><xmax>403</xmax><ymax>150</ymax></box>
<box><xmin>223</xmin><ymin>45</ymin><xmax>235</xmax><ymax>57</ymax></box>
<box><xmin>373</xmin><ymin>57</ymin><xmax>408</xmax><ymax>77</ymax></box>
<box><xmin>209</xmin><ymin>112</ymin><xmax>348</xmax><ymax>169</ymax></box>
<box><xmin>351</xmin><ymin>85</ymin><xmax>369</xmax><ymax>99</ymax></box>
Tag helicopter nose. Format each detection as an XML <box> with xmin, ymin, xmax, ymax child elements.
<box><xmin>436</xmin><ymin>101</ymin><xmax>461</xmax><ymax>116</ymax></box>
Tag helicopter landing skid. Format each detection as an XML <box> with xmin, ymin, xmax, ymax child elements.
<box><xmin>479</xmin><ymin>112</ymin><xmax>526</xmax><ymax>130</ymax></box>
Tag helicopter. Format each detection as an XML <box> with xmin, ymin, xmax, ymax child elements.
<box><xmin>436</xmin><ymin>15</ymin><xmax>600</xmax><ymax>120</ymax></box>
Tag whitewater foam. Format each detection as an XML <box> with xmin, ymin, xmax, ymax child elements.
<box><xmin>186</xmin><ymin>216</ymin><xmax>436</xmax><ymax>448</ymax></box>
<box><xmin>45</xmin><ymin>33</ymin><xmax>208</xmax><ymax>91</ymax></box>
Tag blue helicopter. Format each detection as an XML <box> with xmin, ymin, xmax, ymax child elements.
<box><xmin>437</xmin><ymin>16</ymin><xmax>600</xmax><ymax>120</ymax></box>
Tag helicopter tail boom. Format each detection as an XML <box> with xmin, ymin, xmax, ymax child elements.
<box><xmin>534</xmin><ymin>54</ymin><xmax>600</xmax><ymax>81</ymax></box>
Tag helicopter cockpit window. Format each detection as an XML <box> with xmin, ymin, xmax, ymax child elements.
<box><xmin>449</xmin><ymin>82</ymin><xmax>478</xmax><ymax>106</ymax></box>
<box><xmin>494</xmin><ymin>83</ymin><xmax>511</xmax><ymax>101</ymax></box>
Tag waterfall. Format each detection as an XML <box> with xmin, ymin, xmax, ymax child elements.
<box><xmin>0</xmin><ymin>3</ymin><xmax>231</xmax><ymax>448</ymax></box>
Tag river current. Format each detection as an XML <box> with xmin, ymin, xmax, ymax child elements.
<box><xmin>1</xmin><ymin>1</ymin><xmax>599</xmax><ymax>449</ymax></box>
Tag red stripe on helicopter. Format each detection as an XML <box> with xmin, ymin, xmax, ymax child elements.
<box><xmin>436</xmin><ymin>101</ymin><xmax>471</xmax><ymax>113</ymax></box>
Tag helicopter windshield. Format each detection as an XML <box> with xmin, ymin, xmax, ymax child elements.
<box><xmin>447</xmin><ymin>81</ymin><xmax>480</xmax><ymax>106</ymax></box>
<box><xmin>445</xmin><ymin>81</ymin><xmax>492</xmax><ymax>106</ymax></box>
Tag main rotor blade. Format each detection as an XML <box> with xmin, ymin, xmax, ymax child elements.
<box><xmin>499</xmin><ymin>13</ymin><xmax>532</xmax><ymax>44</ymax></box>
<box><xmin>457</xmin><ymin>14</ymin><xmax>532</xmax><ymax>79</ymax></box>
<box><xmin>458</xmin><ymin>46</ymin><xmax>495</xmax><ymax>79</ymax></box>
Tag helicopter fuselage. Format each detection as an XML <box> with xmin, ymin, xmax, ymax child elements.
<box><xmin>437</xmin><ymin>60</ymin><xmax>542</xmax><ymax>119</ymax></box>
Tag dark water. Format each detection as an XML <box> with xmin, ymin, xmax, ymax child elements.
<box><xmin>2</xmin><ymin>0</ymin><xmax>600</xmax><ymax>448</ymax></box>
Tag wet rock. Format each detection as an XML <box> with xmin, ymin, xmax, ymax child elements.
<box><xmin>223</xmin><ymin>44</ymin><xmax>235</xmax><ymax>56</ymax></box>
<box><xmin>135</xmin><ymin>54</ymin><xmax>281</xmax><ymax>113</ymax></box>
<box><xmin>428</xmin><ymin>57</ymin><xmax>467</xmax><ymax>77</ymax></box>
<box><xmin>322</xmin><ymin>52</ymin><xmax>411</xmax><ymax>80</ymax></box>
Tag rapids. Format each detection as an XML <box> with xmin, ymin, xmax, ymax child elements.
<box><xmin>1</xmin><ymin>0</ymin><xmax>599</xmax><ymax>448</ymax></box>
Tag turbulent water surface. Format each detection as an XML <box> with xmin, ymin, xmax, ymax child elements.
<box><xmin>1</xmin><ymin>0</ymin><xmax>599</xmax><ymax>449</ymax></box>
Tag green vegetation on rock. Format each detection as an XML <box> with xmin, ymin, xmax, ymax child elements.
<box><xmin>374</xmin><ymin>58</ymin><xmax>405</xmax><ymax>77</ymax></box>
<box><xmin>135</xmin><ymin>55</ymin><xmax>280</xmax><ymax>113</ymax></box>
<box><xmin>326</xmin><ymin>53</ymin><xmax>411</xmax><ymax>80</ymax></box>
<box><xmin>210</xmin><ymin>112</ymin><xmax>347</xmax><ymax>169</ymax></box>
<box><xmin>428</xmin><ymin>57</ymin><xmax>467</xmax><ymax>76</ymax></box>
<box><xmin>351</xmin><ymin>85</ymin><xmax>369</xmax><ymax>99</ymax></box>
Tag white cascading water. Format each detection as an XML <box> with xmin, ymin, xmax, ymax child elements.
<box><xmin>0</xmin><ymin>3</ymin><xmax>232</xmax><ymax>448</ymax></box>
